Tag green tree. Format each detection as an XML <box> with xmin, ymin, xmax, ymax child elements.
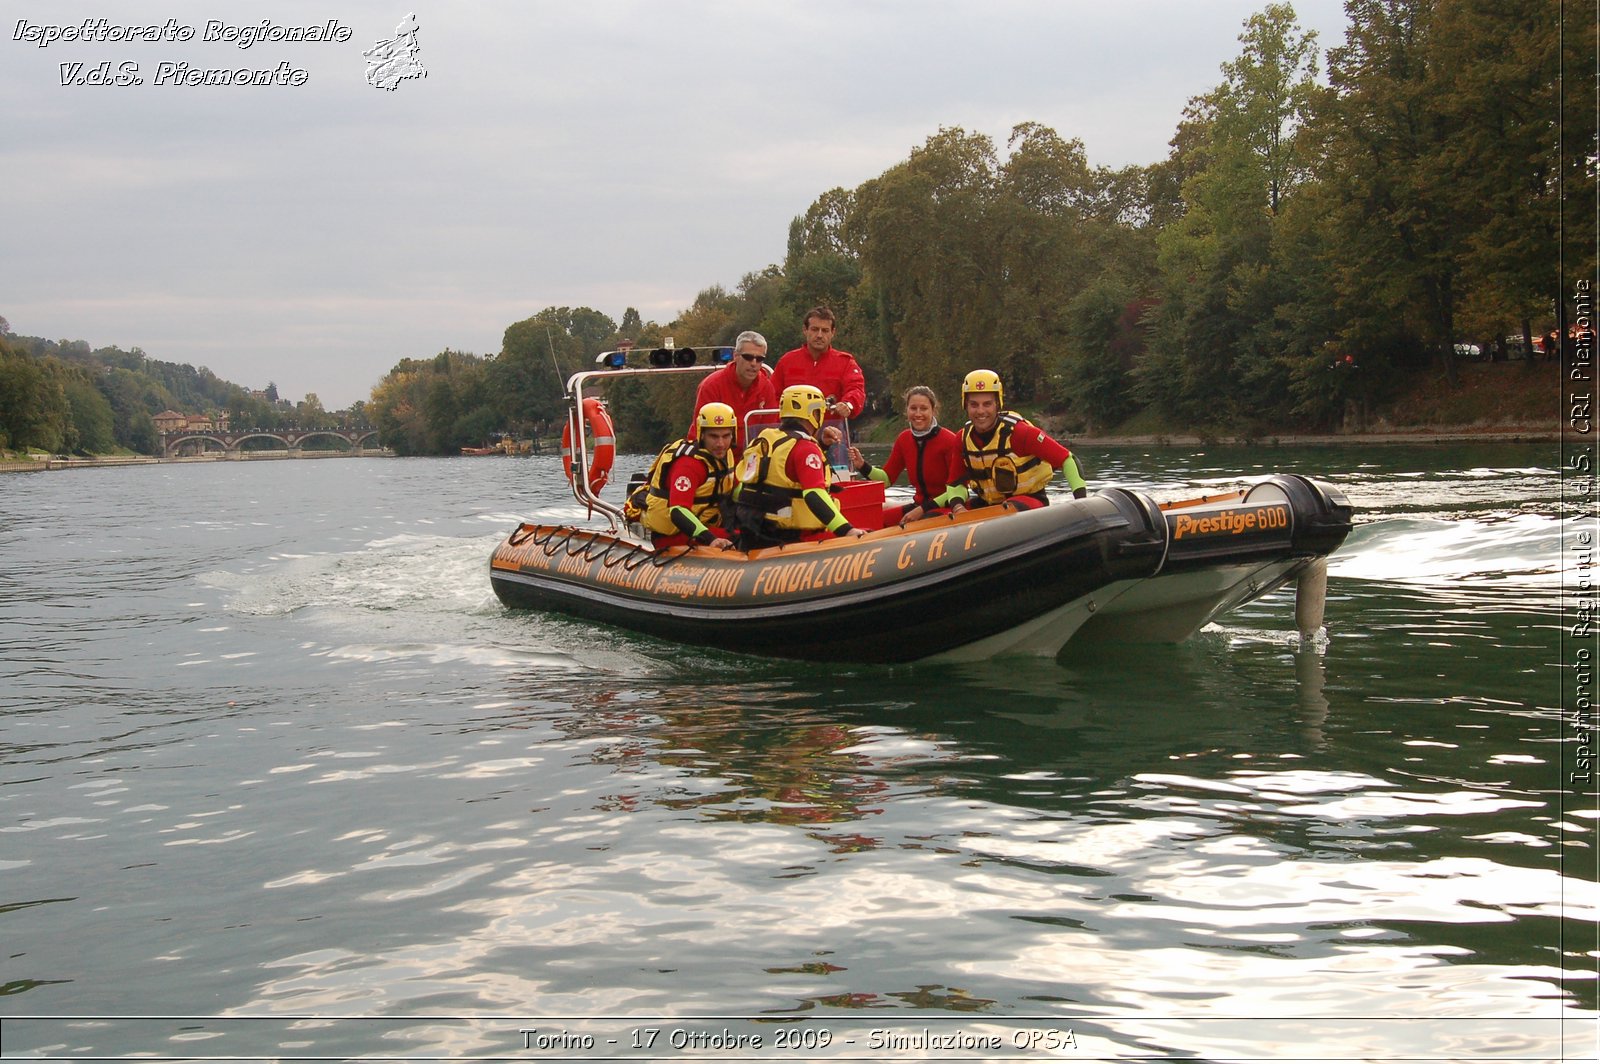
<box><xmin>0</xmin><ymin>343</ymin><xmax>69</xmax><ymax>452</ymax></box>
<box><xmin>1431</xmin><ymin>0</ymin><xmax>1580</xmax><ymax>361</ymax></box>
<box><xmin>97</xmin><ymin>367</ymin><xmax>162</xmax><ymax>453</ymax></box>
<box><xmin>993</xmin><ymin>122</ymin><xmax>1138</xmax><ymax>419</ymax></box>
<box><xmin>59</xmin><ymin>367</ymin><xmax>116</xmax><ymax>452</ymax></box>
<box><xmin>1317</xmin><ymin>0</ymin><xmax>1481</xmax><ymax>386</ymax></box>
<box><xmin>1064</xmin><ymin>278</ymin><xmax>1148</xmax><ymax>430</ymax></box>
<box><xmin>852</xmin><ymin>127</ymin><xmax>1004</xmax><ymax>410</ymax></box>
<box><xmin>1142</xmin><ymin>3</ymin><xmax>1321</xmax><ymax>426</ymax></box>
<box><xmin>496</xmin><ymin>307</ymin><xmax>618</xmax><ymax>429</ymax></box>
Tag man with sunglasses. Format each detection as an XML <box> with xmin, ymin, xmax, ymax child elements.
<box><xmin>690</xmin><ymin>330</ymin><xmax>775</xmax><ymax>455</ymax></box>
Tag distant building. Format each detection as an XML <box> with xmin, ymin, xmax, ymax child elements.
<box><xmin>154</xmin><ymin>410</ymin><xmax>229</xmax><ymax>434</ymax></box>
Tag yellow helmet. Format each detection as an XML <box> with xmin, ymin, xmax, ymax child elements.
<box><xmin>697</xmin><ymin>402</ymin><xmax>736</xmax><ymax>432</ymax></box>
<box><xmin>779</xmin><ymin>385</ymin><xmax>827</xmax><ymax>431</ymax></box>
<box><xmin>962</xmin><ymin>369</ymin><xmax>1003</xmax><ymax>407</ymax></box>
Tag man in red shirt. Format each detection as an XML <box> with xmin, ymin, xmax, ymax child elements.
<box><xmin>689</xmin><ymin>330</ymin><xmax>776</xmax><ymax>453</ymax></box>
<box><xmin>771</xmin><ymin>307</ymin><xmax>866</xmax><ymax>423</ymax></box>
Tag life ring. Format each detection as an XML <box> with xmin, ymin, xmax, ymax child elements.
<box><xmin>561</xmin><ymin>396</ymin><xmax>614</xmax><ymax>494</ymax></box>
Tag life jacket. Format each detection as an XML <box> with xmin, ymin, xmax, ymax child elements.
<box><xmin>733</xmin><ymin>425</ymin><xmax>832</xmax><ymax>532</ymax></box>
<box><xmin>961</xmin><ymin>412</ymin><xmax>1053</xmax><ymax>504</ymax></box>
<box><xmin>638</xmin><ymin>439</ymin><xmax>733</xmax><ymax>536</ymax></box>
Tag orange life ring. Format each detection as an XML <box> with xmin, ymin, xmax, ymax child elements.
<box><xmin>561</xmin><ymin>396</ymin><xmax>614</xmax><ymax>494</ymax></box>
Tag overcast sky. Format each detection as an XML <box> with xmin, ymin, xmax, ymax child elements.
<box><xmin>4</xmin><ymin>1</ymin><xmax>1351</xmax><ymax>408</ymax></box>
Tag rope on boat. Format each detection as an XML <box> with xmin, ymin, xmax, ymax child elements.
<box><xmin>599</xmin><ymin>540</ymin><xmax>646</xmax><ymax>570</ymax></box>
<box><xmin>647</xmin><ymin>546</ymin><xmax>693</xmax><ymax>568</ymax></box>
<box><xmin>517</xmin><ymin>524</ymin><xmax>675</xmax><ymax>572</ymax></box>
<box><xmin>619</xmin><ymin>545</ymin><xmax>659</xmax><ymax>572</ymax></box>
<box><xmin>526</xmin><ymin>526</ymin><xmax>566</xmax><ymax>557</ymax></box>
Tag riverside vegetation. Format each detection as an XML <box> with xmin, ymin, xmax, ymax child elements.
<box><xmin>3</xmin><ymin>2</ymin><xmax>1590</xmax><ymax>460</ymax></box>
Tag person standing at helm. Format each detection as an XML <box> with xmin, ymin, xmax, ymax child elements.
<box><xmin>771</xmin><ymin>307</ymin><xmax>866</xmax><ymax>426</ymax></box>
<box><xmin>731</xmin><ymin>385</ymin><xmax>868</xmax><ymax>549</ymax></box>
<box><xmin>689</xmin><ymin>330</ymin><xmax>775</xmax><ymax>454</ymax></box>
<box><xmin>639</xmin><ymin>403</ymin><xmax>739</xmax><ymax>550</ymax></box>
<box><xmin>957</xmin><ymin>369</ymin><xmax>1087</xmax><ymax>510</ymax></box>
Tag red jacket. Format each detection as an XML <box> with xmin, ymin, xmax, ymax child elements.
<box><xmin>881</xmin><ymin>427</ymin><xmax>964</xmax><ymax>507</ymax></box>
<box><xmin>689</xmin><ymin>363</ymin><xmax>777</xmax><ymax>450</ymax></box>
<box><xmin>786</xmin><ymin>436</ymin><xmax>831</xmax><ymax>490</ymax></box>
<box><xmin>771</xmin><ymin>346</ymin><xmax>866</xmax><ymax>415</ymax></box>
<box><xmin>665</xmin><ymin>453</ymin><xmax>714</xmax><ymax>509</ymax></box>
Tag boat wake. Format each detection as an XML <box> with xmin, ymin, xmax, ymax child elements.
<box><xmin>1331</xmin><ymin>512</ymin><xmax>1563</xmax><ymax>586</ymax></box>
<box><xmin>200</xmin><ymin>532</ymin><xmax>502</xmax><ymax>617</ymax></box>
<box><xmin>198</xmin><ymin>529</ymin><xmax>671</xmax><ymax>675</ymax></box>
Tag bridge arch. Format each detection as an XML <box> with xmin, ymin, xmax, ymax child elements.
<box><xmin>160</xmin><ymin>427</ymin><xmax>381</xmax><ymax>458</ymax></box>
<box><xmin>288</xmin><ymin>430</ymin><xmax>358</xmax><ymax>452</ymax></box>
<box><xmin>229</xmin><ymin>433</ymin><xmax>293</xmax><ymax>452</ymax></box>
<box><xmin>163</xmin><ymin>434</ymin><xmax>230</xmax><ymax>458</ymax></box>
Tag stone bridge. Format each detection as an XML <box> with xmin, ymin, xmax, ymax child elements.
<box><xmin>161</xmin><ymin>428</ymin><xmax>381</xmax><ymax>458</ymax></box>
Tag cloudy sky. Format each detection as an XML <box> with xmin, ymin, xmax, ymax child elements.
<box><xmin>4</xmin><ymin>1</ymin><xmax>1351</xmax><ymax>408</ymax></box>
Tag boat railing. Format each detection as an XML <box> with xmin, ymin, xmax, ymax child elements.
<box><xmin>565</xmin><ymin>347</ymin><xmax>729</xmax><ymax>530</ymax></box>
<box><xmin>744</xmin><ymin>406</ymin><xmax>854</xmax><ymax>477</ymax></box>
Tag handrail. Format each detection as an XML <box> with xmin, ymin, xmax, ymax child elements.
<box><xmin>564</xmin><ymin>363</ymin><xmax>719</xmax><ymax>531</ymax></box>
<box><xmin>743</xmin><ymin>406</ymin><xmax>853</xmax><ymax>473</ymax></box>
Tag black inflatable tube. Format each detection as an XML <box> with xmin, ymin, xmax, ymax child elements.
<box><xmin>490</xmin><ymin>479</ymin><xmax>1354</xmax><ymax>663</ymax></box>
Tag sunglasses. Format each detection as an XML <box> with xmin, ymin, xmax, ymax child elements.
<box><xmin>738</xmin><ymin>352</ymin><xmax>765</xmax><ymax>363</ymax></box>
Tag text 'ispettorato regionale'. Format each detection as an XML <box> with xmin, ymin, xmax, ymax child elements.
<box><xmin>13</xmin><ymin>18</ymin><xmax>353</xmax><ymax>87</ymax></box>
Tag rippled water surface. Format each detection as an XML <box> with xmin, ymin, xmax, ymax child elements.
<box><xmin>1</xmin><ymin>443</ymin><xmax>1594</xmax><ymax>1061</ymax></box>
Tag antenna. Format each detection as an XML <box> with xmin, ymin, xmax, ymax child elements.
<box><xmin>545</xmin><ymin>326</ymin><xmax>562</xmax><ymax>384</ymax></box>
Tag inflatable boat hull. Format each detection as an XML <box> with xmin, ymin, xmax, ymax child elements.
<box><xmin>489</xmin><ymin>475</ymin><xmax>1353</xmax><ymax>664</ymax></box>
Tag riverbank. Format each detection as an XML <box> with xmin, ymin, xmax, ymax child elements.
<box><xmin>3</xmin><ymin>361</ymin><xmax>1571</xmax><ymax>472</ymax></box>
<box><xmin>0</xmin><ymin>450</ymin><xmax>391</xmax><ymax>473</ymax></box>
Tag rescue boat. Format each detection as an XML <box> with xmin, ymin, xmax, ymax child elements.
<box><xmin>487</xmin><ymin>354</ymin><xmax>1355</xmax><ymax>664</ymax></box>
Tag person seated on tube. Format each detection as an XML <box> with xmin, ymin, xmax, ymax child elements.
<box><xmin>638</xmin><ymin>402</ymin><xmax>739</xmax><ymax>550</ymax></box>
<box><xmin>846</xmin><ymin>384</ymin><xmax>970</xmax><ymax>523</ymax></box>
<box><xmin>956</xmin><ymin>369</ymin><xmax>1087</xmax><ymax>511</ymax></box>
<box><xmin>730</xmin><ymin>385</ymin><xmax>869</xmax><ymax>549</ymax></box>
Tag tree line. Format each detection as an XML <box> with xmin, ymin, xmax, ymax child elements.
<box><xmin>5</xmin><ymin>2</ymin><xmax>1589</xmax><ymax>460</ymax></box>
<box><xmin>0</xmin><ymin>326</ymin><xmax>359</xmax><ymax>456</ymax></box>
<box><xmin>369</xmin><ymin>1</ymin><xmax>1591</xmax><ymax>456</ymax></box>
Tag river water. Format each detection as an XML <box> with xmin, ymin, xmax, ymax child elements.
<box><xmin>1</xmin><ymin>443</ymin><xmax>1594</xmax><ymax>1062</ymax></box>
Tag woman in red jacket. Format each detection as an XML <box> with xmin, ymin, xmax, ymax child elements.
<box><xmin>848</xmin><ymin>385</ymin><xmax>969</xmax><ymax>524</ymax></box>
